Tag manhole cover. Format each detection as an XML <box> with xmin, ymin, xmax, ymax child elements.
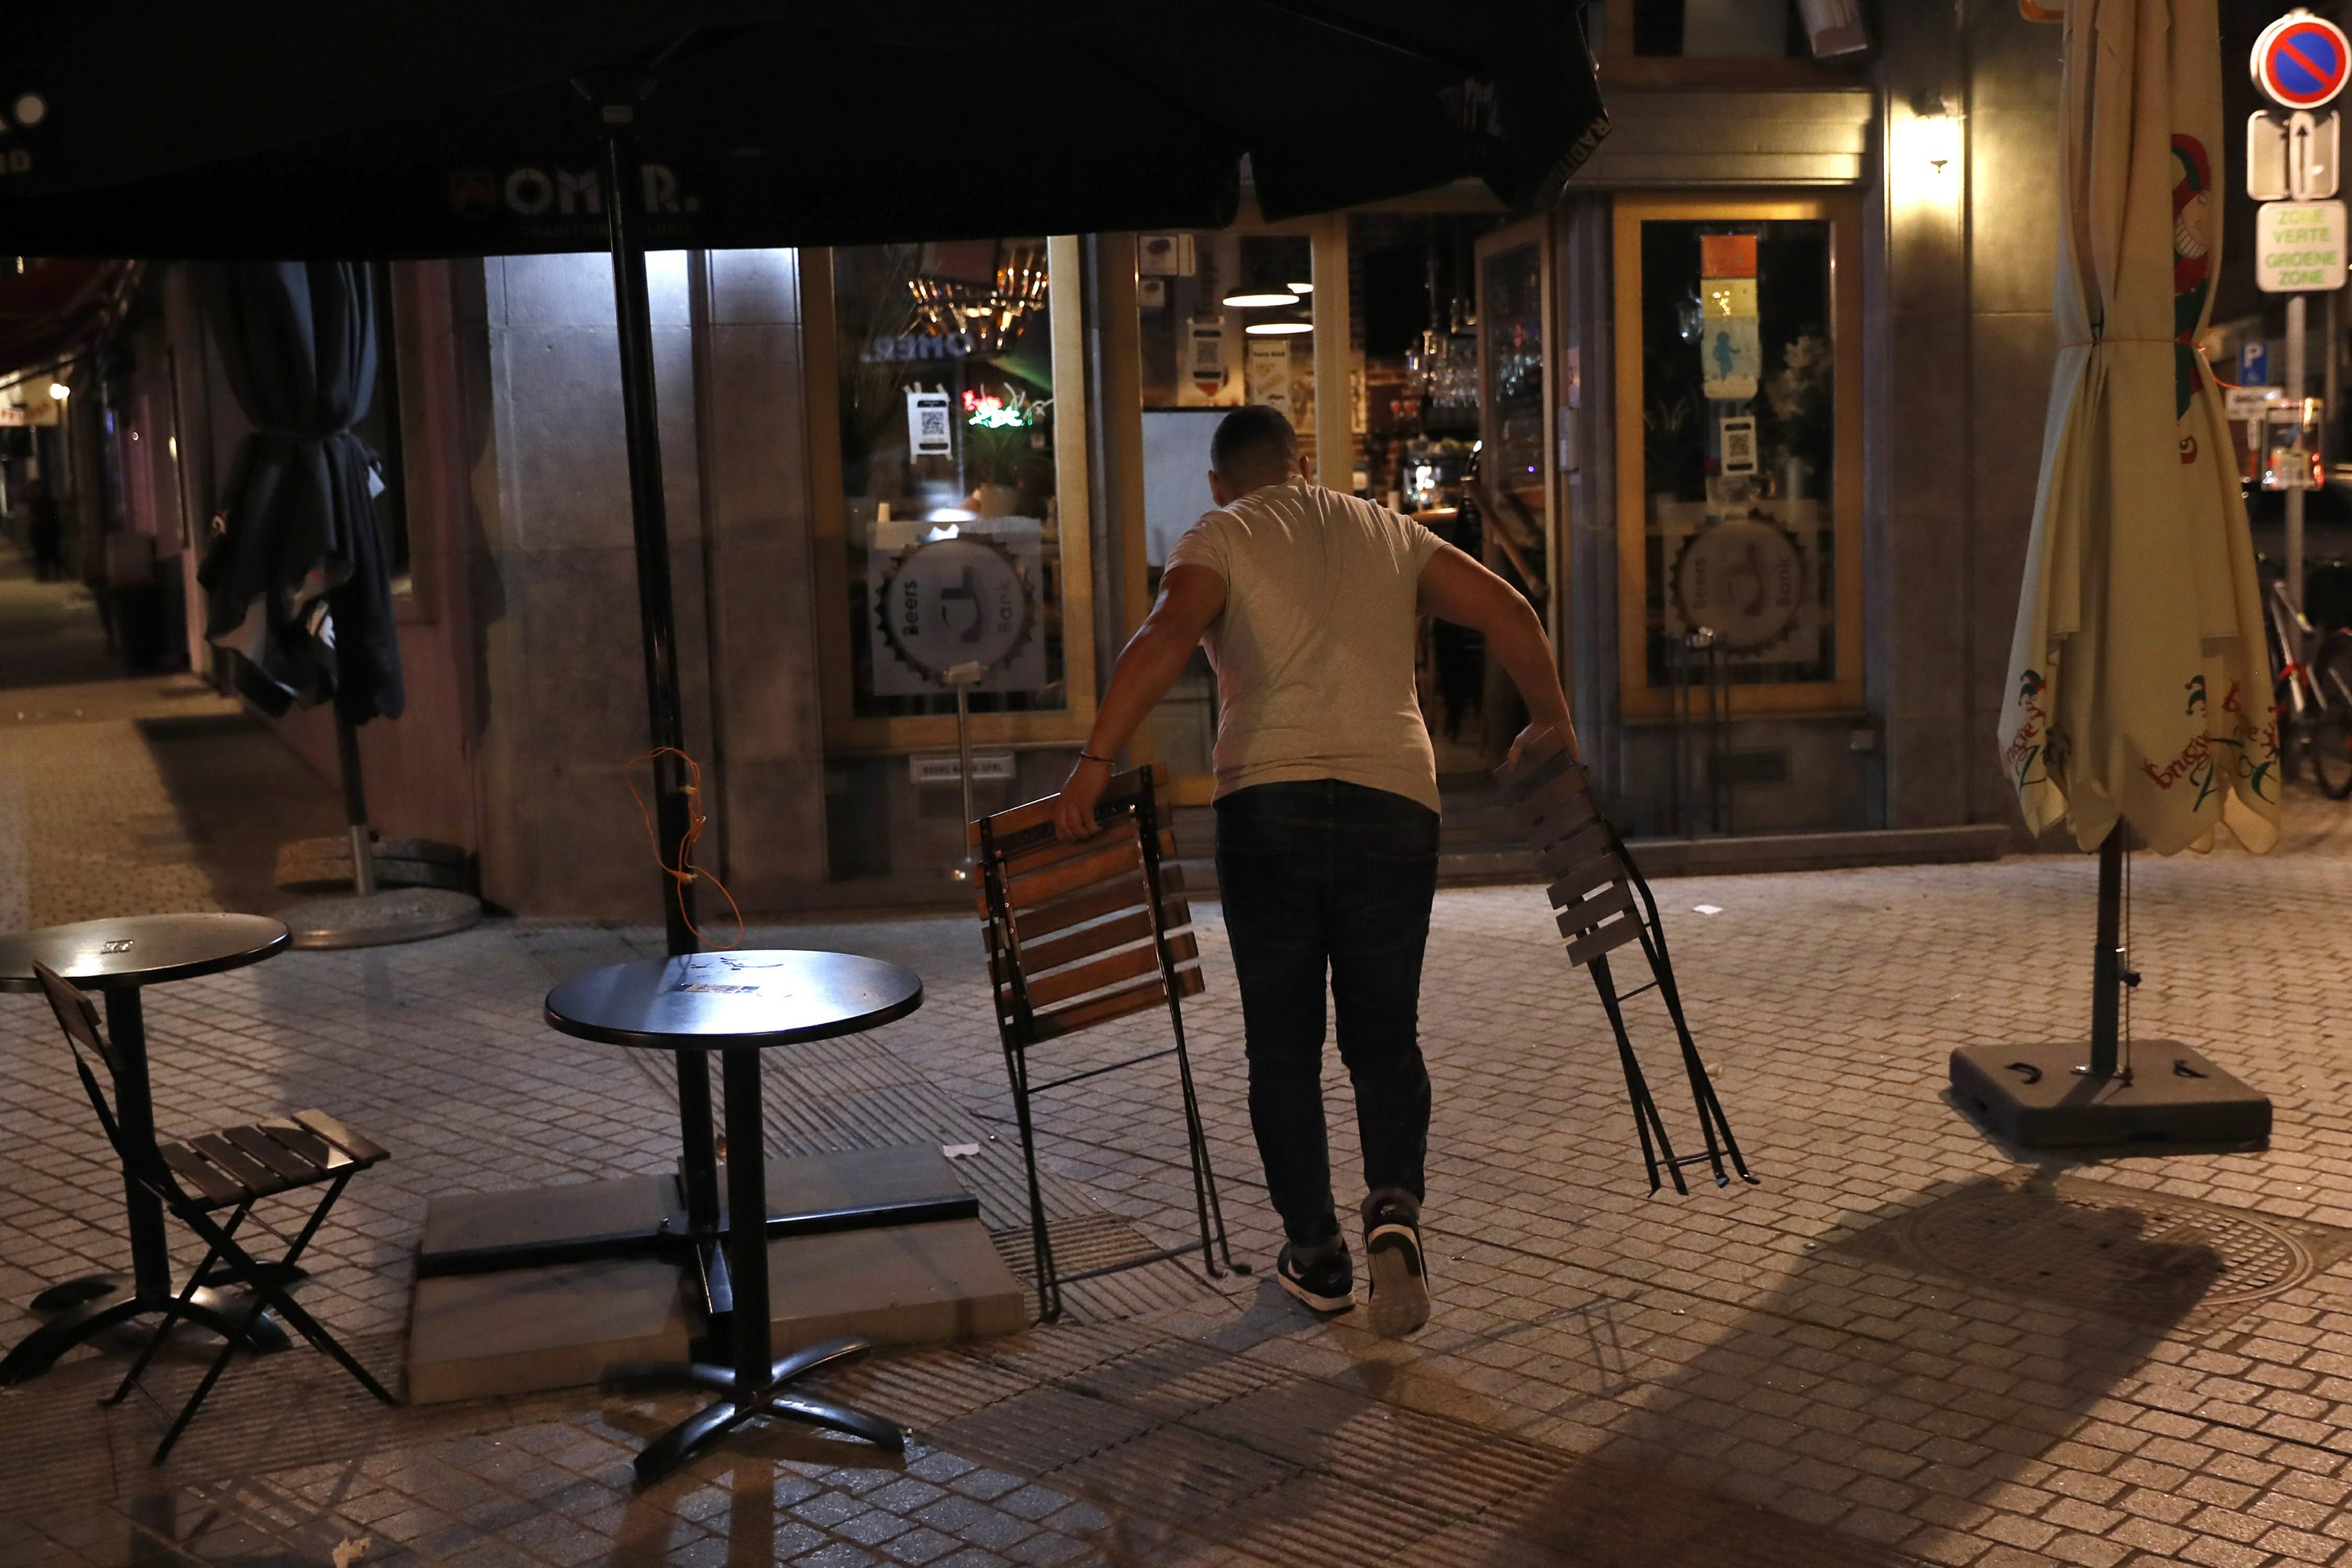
<box><xmin>1849</xmin><ymin>1174</ymin><xmax>2352</xmax><ymax>1330</ymax></box>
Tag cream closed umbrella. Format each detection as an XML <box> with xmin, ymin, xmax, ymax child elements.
<box><xmin>1955</xmin><ymin>0</ymin><xmax>2276</xmax><ymax>1148</ymax></box>
<box><xmin>1998</xmin><ymin>0</ymin><xmax>2278</xmax><ymax>856</ymax></box>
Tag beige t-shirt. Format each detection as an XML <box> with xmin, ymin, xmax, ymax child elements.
<box><xmin>1165</xmin><ymin>477</ymin><xmax>1446</xmax><ymax>811</ymax></box>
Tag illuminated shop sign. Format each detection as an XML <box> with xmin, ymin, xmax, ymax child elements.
<box><xmin>963</xmin><ymin>387</ymin><xmax>1048</xmax><ymax>429</ymax></box>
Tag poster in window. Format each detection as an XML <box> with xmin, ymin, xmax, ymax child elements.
<box><xmin>1661</xmin><ymin>506</ymin><xmax>1825</xmax><ymax>671</ymax></box>
<box><xmin>865</xmin><ymin>522</ymin><xmax>1047</xmax><ymax>695</ymax></box>
<box><xmin>1138</xmin><ymin>234</ymin><xmax>1197</xmax><ymax>277</ymax></box>
<box><xmin>1181</xmin><ymin>318</ymin><xmax>1238</xmax><ymax>406</ymax></box>
<box><xmin>1247</xmin><ymin>339</ymin><xmax>1292</xmax><ymax>419</ymax></box>
<box><xmin>1700</xmin><ymin>316</ymin><xmax>1762</xmax><ymax>401</ymax></box>
<box><xmin>905</xmin><ymin>388</ymin><xmax>953</xmax><ymax>456</ymax></box>
<box><xmin>1719</xmin><ymin>415</ymin><xmax>1759</xmax><ymax>476</ymax></box>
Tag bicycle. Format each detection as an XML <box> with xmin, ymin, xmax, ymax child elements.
<box><xmin>2263</xmin><ymin>565</ymin><xmax>2352</xmax><ymax>800</ymax></box>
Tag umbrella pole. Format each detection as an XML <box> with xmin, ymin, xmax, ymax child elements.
<box><xmin>597</xmin><ymin>96</ymin><xmax>722</xmax><ymax>1254</ymax></box>
<box><xmin>334</xmin><ymin>711</ymin><xmax>376</xmax><ymax>898</ymax></box>
<box><xmin>2088</xmin><ymin>826</ymin><xmax>2123</xmax><ymax>1077</ymax></box>
<box><xmin>2288</xmin><ymin>294</ymin><xmax>2307</xmax><ymax>614</ymax></box>
<box><xmin>1952</xmin><ymin>817</ymin><xmax>2268</xmax><ymax>1145</ymax></box>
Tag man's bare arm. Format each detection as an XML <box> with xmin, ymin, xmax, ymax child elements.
<box><xmin>1417</xmin><ymin>543</ymin><xmax>1577</xmax><ymax>761</ymax></box>
<box><xmin>1051</xmin><ymin>564</ymin><xmax>1228</xmax><ymax>838</ymax></box>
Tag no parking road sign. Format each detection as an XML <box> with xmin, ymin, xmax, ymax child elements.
<box><xmin>2254</xmin><ymin>10</ymin><xmax>2351</xmax><ymax>111</ymax></box>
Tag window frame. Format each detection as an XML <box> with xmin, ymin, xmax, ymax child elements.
<box><xmin>803</xmin><ymin>234</ymin><xmax>1100</xmax><ymax>756</ymax></box>
<box><xmin>1610</xmin><ymin>190</ymin><xmax>1865</xmax><ymax>720</ymax></box>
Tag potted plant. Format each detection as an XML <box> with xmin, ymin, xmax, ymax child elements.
<box><xmin>1762</xmin><ymin>331</ymin><xmax>1831</xmax><ymax>501</ymax></box>
<box><xmin>1643</xmin><ymin>391</ymin><xmax>1704</xmax><ymax>507</ymax></box>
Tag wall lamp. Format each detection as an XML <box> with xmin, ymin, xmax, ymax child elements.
<box><xmin>1911</xmin><ymin>92</ymin><xmax>1963</xmax><ymax>176</ymax></box>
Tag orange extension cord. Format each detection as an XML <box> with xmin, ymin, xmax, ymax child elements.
<box><xmin>624</xmin><ymin>747</ymin><xmax>745</xmax><ymax>951</ymax></box>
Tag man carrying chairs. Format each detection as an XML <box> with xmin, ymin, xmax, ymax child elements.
<box><xmin>1053</xmin><ymin>407</ymin><xmax>1579</xmax><ymax>1336</ymax></box>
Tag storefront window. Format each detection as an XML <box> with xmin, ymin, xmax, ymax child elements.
<box><xmin>1344</xmin><ymin>212</ymin><xmax>1555</xmax><ymax>769</ymax></box>
<box><xmin>1134</xmin><ymin>230</ymin><xmax>1319</xmax><ymax>777</ymax></box>
<box><xmin>832</xmin><ymin>239</ymin><xmax>1069</xmax><ymax>719</ymax></box>
<box><xmin>1135</xmin><ymin>230</ymin><xmax>1323</xmax><ymax>560</ymax></box>
<box><xmin>1614</xmin><ymin>196</ymin><xmax>1861</xmax><ymax>716</ymax></box>
<box><xmin>1482</xmin><ymin>241</ymin><xmax>1548</xmax><ymax>528</ymax></box>
<box><xmin>1352</xmin><ymin>214</ymin><xmax>1498</xmax><ymax>516</ymax></box>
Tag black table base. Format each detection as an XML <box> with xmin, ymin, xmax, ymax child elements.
<box><xmin>600</xmin><ymin>1047</ymin><xmax>903</xmax><ymax>1483</ymax></box>
<box><xmin>410</xmin><ymin>1171</ymin><xmax>977</xmax><ymax>1284</ymax></box>
<box><xmin>1</xmin><ymin>1279</ymin><xmax>288</xmax><ymax>1385</ymax></box>
<box><xmin>605</xmin><ymin>1335</ymin><xmax>904</xmax><ymax>1483</ymax></box>
<box><xmin>30</xmin><ymin>1275</ymin><xmax>123</xmax><ymax>1312</ymax></box>
<box><xmin>543</xmin><ymin>953</ymin><xmax>927</xmax><ymax>1486</ymax></box>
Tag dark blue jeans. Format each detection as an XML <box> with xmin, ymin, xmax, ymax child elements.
<box><xmin>1214</xmin><ymin>779</ymin><xmax>1440</xmax><ymax>1249</ymax></box>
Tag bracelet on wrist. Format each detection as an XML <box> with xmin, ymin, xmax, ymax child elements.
<box><xmin>1078</xmin><ymin>750</ymin><xmax>1114</xmax><ymax>766</ymax></box>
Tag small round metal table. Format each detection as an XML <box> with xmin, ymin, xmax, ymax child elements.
<box><xmin>545</xmin><ymin>949</ymin><xmax>924</xmax><ymax>1484</ymax></box>
<box><xmin>0</xmin><ymin>913</ymin><xmax>292</xmax><ymax>1385</ymax></box>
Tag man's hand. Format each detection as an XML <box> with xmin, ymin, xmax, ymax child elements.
<box><xmin>1053</xmin><ymin>757</ymin><xmax>1113</xmax><ymax>840</ymax></box>
<box><xmin>1047</xmin><ymin>564</ymin><xmax>1227</xmax><ymax>844</ymax></box>
<box><xmin>1421</xmin><ymin>544</ymin><xmax>1578</xmax><ymax>763</ymax></box>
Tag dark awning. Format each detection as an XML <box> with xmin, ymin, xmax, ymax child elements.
<box><xmin>0</xmin><ymin>5</ymin><xmax>1606</xmax><ymax>260</ymax></box>
<box><xmin>0</xmin><ymin>258</ymin><xmax>136</xmax><ymax>379</ymax></box>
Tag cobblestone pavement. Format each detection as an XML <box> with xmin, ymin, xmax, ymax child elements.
<box><xmin>9</xmin><ymin>620</ymin><xmax>2352</xmax><ymax>1564</ymax></box>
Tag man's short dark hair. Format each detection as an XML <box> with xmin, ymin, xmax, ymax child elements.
<box><xmin>1211</xmin><ymin>405</ymin><xmax>1300</xmax><ymax>481</ymax></box>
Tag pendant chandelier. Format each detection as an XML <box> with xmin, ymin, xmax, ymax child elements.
<box><xmin>907</xmin><ymin>245</ymin><xmax>1050</xmax><ymax>356</ymax></box>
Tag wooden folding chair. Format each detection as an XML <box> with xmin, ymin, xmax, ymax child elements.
<box><xmin>31</xmin><ymin>962</ymin><xmax>398</xmax><ymax>1462</ymax></box>
<box><xmin>1493</xmin><ymin>731</ymin><xmax>1757</xmax><ymax>1195</ymax></box>
<box><xmin>971</xmin><ymin>763</ymin><xmax>1243</xmax><ymax>1320</ymax></box>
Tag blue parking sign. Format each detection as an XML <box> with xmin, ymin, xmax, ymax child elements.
<box><xmin>2239</xmin><ymin>340</ymin><xmax>2270</xmax><ymax>385</ymax></box>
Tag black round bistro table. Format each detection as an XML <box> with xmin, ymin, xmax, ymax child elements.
<box><xmin>0</xmin><ymin>913</ymin><xmax>292</xmax><ymax>1385</ymax></box>
<box><xmin>545</xmin><ymin>948</ymin><xmax>924</xmax><ymax>1484</ymax></box>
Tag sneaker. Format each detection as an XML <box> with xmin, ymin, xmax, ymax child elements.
<box><xmin>1363</xmin><ymin>1192</ymin><xmax>1430</xmax><ymax>1337</ymax></box>
<box><xmin>1276</xmin><ymin>1238</ymin><xmax>1356</xmax><ymax>1314</ymax></box>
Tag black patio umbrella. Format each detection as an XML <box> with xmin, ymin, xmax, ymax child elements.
<box><xmin>186</xmin><ymin>260</ymin><xmax>490</xmax><ymax>950</ymax></box>
<box><xmin>3</xmin><ymin>2</ymin><xmax>1604</xmax><ymax>930</ymax></box>
<box><xmin>191</xmin><ymin>261</ymin><xmax>401</xmax><ymax>727</ymax></box>
<box><xmin>0</xmin><ymin>0</ymin><xmax>1606</xmax><ymax>1289</ymax></box>
<box><xmin>1</xmin><ymin>5</ymin><xmax>1602</xmax><ymax>250</ymax></box>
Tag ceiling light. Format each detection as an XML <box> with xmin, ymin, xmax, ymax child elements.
<box><xmin>1287</xmin><ymin>281</ymin><xmax>1314</xmax><ymax>294</ymax></box>
<box><xmin>1221</xmin><ymin>290</ymin><xmax>1298</xmax><ymax>309</ymax></box>
<box><xmin>47</xmin><ymin>383</ymin><xmax>68</xmax><ymax>400</ymax></box>
<box><xmin>1244</xmin><ymin>321</ymin><xmax>1313</xmax><ymax>336</ymax></box>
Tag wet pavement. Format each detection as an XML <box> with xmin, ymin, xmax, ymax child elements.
<box><xmin>7</xmin><ymin>545</ymin><xmax>2352</xmax><ymax>1566</ymax></box>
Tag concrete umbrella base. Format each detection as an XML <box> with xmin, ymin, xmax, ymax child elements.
<box><xmin>1949</xmin><ymin>1040</ymin><xmax>2272</xmax><ymax>1150</ymax></box>
<box><xmin>279</xmin><ymin>887</ymin><xmax>483</xmax><ymax>950</ymax></box>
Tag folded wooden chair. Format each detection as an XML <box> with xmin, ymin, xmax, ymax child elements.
<box><xmin>33</xmin><ymin>962</ymin><xmax>398</xmax><ymax>1462</ymax></box>
<box><xmin>1493</xmin><ymin>731</ymin><xmax>1756</xmax><ymax>1195</ymax></box>
<box><xmin>971</xmin><ymin>763</ymin><xmax>1243</xmax><ymax>1320</ymax></box>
